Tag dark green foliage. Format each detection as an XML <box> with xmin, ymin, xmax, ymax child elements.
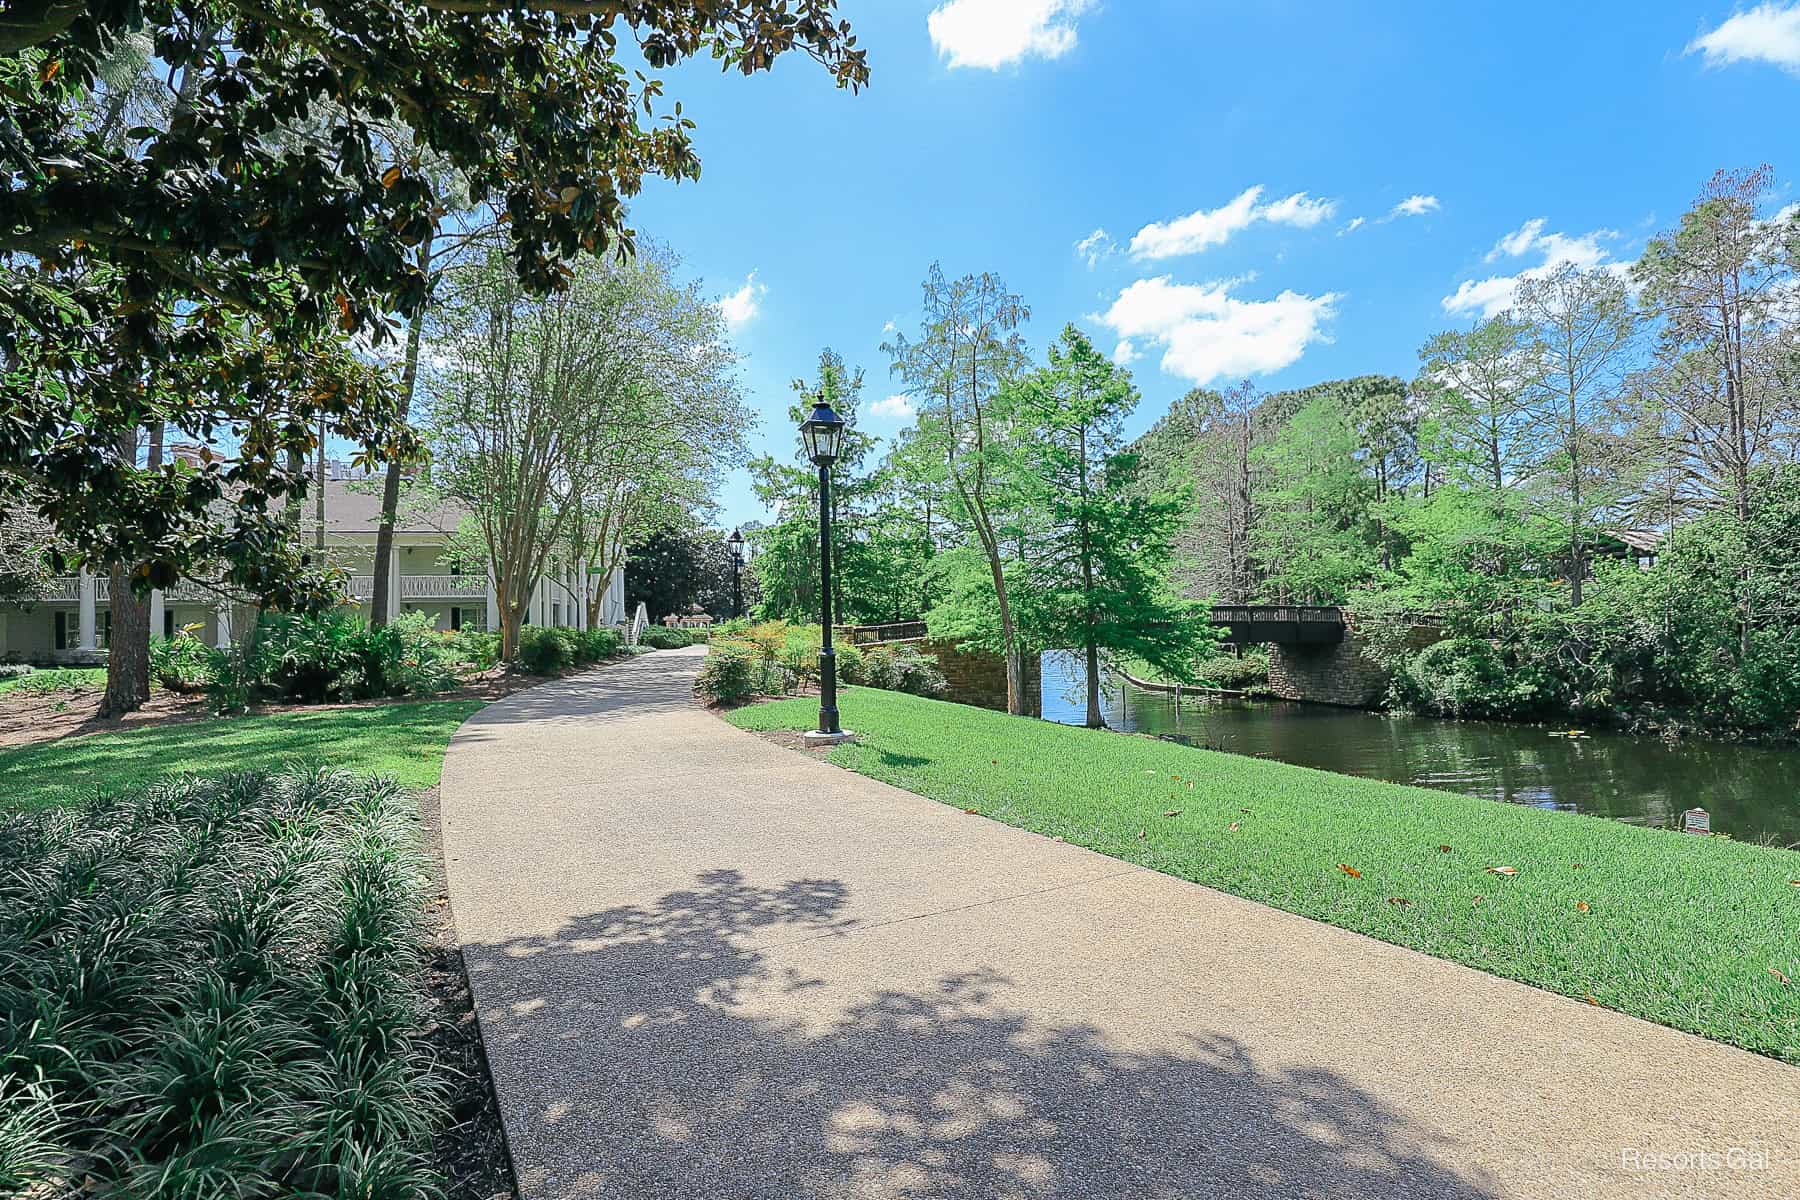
<box><xmin>695</xmin><ymin>647</ymin><xmax>759</xmax><ymax>706</ymax></box>
<box><xmin>581</xmin><ymin>629</ymin><xmax>623</xmax><ymax>661</ymax></box>
<box><xmin>444</xmin><ymin>630</ymin><xmax>501</xmax><ymax>672</ymax></box>
<box><xmin>1189</xmin><ymin>652</ymin><xmax>1271</xmax><ymax>693</ymax></box>
<box><xmin>637</xmin><ymin>626</ymin><xmax>694</xmax><ymax>651</ymax></box>
<box><xmin>625</xmin><ymin>530</ymin><xmax>743</xmax><ymax>624</ymax></box>
<box><xmin>0</xmin><ymin>770</ymin><xmax>446</xmax><ymax>1195</ymax></box>
<box><xmin>3</xmin><ymin>1</ymin><xmax>865</xmax><ymax>597</ymax></box>
<box><xmin>515</xmin><ymin>626</ymin><xmax>581</xmax><ymax>674</ymax></box>
<box><xmin>148</xmin><ymin>631</ymin><xmax>215</xmax><ymax>690</ymax></box>
<box><xmin>515</xmin><ymin>625</ymin><xmax>629</xmax><ymax>674</ymax></box>
<box><xmin>857</xmin><ymin>645</ymin><xmax>947</xmax><ymax>698</ymax></box>
<box><xmin>200</xmin><ymin>611</ymin><xmax>459</xmax><ymax>710</ymax></box>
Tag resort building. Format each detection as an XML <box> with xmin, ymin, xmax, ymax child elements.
<box><xmin>0</xmin><ymin>473</ymin><xmax>625</xmax><ymax>664</ymax></box>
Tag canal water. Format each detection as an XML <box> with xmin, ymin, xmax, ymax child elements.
<box><xmin>1038</xmin><ymin>652</ymin><xmax>1800</xmax><ymax>846</ymax></box>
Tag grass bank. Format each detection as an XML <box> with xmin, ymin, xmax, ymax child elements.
<box><xmin>728</xmin><ymin>687</ymin><xmax>1800</xmax><ymax>1062</ymax></box>
<box><xmin>0</xmin><ymin>700</ymin><xmax>482</xmax><ymax>812</ymax></box>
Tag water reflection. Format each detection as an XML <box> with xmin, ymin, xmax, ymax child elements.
<box><xmin>1038</xmin><ymin>652</ymin><xmax>1800</xmax><ymax>846</ymax></box>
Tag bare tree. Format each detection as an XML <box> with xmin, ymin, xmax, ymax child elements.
<box><xmin>1514</xmin><ymin>264</ymin><xmax>1638</xmax><ymax>606</ymax></box>
<box><xmin>884</xmin><ymin>267</ymin><xmax>1033</xmax><ymax>713</ymax></box>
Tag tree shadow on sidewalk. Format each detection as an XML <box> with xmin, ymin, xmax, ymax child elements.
<box><xmin>464</xmin><ymin>868</ymin><xmax>1500</xmax><ymax>1199</ymax></box>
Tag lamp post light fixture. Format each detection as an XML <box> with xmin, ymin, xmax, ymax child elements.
<box><xmin>728</xmin><ymin>527</ymin><xmax>745</xmax><ymax>619</ymax></box>
<box><xmin>799</xmin><ymin>397</ymin><xmax>854</xmax><ymax>746</ymax></box>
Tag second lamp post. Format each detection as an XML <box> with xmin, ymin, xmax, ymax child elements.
<box><xmin>800</xmin><ymin>396</ymin><xmax>849</xmax><ymax>742</ymax></box>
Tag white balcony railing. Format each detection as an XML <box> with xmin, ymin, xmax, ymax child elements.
<box><xmin>31</xmin><ymin>576</ymin><xmax>217</xmax><ymax>603</ymax></box>
<box><xmin>346</xmin><ymin>575</ymin><xmax>488</xmax><ymax>601</ymax></box>
<box><xmin>29</xmin><ymin>575</ymin><xmax>484</xmax><ymax>605</ymax></box>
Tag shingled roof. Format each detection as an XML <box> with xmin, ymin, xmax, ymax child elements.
<box><xmin>299</xmin><ymin>479</ymin><xmax>470</xmax><ymax>536</ymax></box>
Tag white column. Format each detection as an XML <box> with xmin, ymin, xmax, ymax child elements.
<box><xmin>484</xmin><ymin>577</ymin><xmax>499</xmax><ymax>634</ymax></box>
<box><xmin>215</xmin><ymin>604</ymin><xmax>233</xmax><ymax>648</ymax></box>
<box><xmin>387</xmin><ymin>545</ymin><xmax>403</xmax><ymax>622</ymax></box>
<box><xmin>611</xmin><ymin>564</ymin><xmax>625</xmax><ymax>625</ymax></box>
<box><xmin>78</xmin><ymin>569</ymin><xmax>97</xmax><ymax>651</ymax></box>
<box><xmin>149</xmin><ymin>589</ymin><xmax>165</xmax><ymax>639</ymax></box>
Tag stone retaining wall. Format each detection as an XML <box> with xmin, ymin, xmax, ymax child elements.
<box><xmin>882</xmin><ymin>637</ymin><xmax>1042</xmax><ymax>716</ymax></box>
<box><xmin>1267</xmin><ymin>621</ymin><xmax>1441</xmax><ymax>708</ymax></box>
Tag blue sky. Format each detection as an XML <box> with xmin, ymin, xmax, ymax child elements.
<box><xmin>621</xmin><ymin>1</ymin><xmax>1800</xmax><ymax>529</ymax></box>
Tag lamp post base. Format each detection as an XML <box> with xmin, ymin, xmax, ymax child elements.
<box><xmin>802</xmin><ymin>729</ymin><xmax>858</xmax><ymax>748</ymax></box>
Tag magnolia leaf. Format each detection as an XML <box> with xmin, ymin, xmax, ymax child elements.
<box><xmin>1337</xmin><ymin>864</ymin><xmax>1361</xmax><ymax>878</ymax></box>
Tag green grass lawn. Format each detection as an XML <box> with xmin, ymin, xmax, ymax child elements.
<box><xmin>0</xmin><ymin>667</ymin><xmax>110</xmax><ymax>697</ymax></box>
<box><xmin>0</xmin><ymin>700</ymin><xmax>483</xmax><ymax>812</ymax></box>
<box><xmin>729</xmin><ymin>686</ymin><xmax>1800</xmax><ymax>1062</ymax></box>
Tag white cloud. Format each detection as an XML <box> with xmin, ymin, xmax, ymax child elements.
<box><xmin>1390</xmin><ymin>194</ymin><xmax>1441</xmax><ymax>218</ymax></box>
<box><xmin>868</xmin><ymin>394</ymin><xmax>917</xmax><ymax>420</ymax></box>
<box><xmin>1339</xmin><ymin>216</ymin><xmax>1367</xmax><ymax>236</ymax></box>
<box><xmin>719</xmin><ymin>272</ymin><xmax>766</xmax><ymax>327</ymax></box>
<box><xmin>1129</xmin><ymin>186</ymin><xmax>1338</xmax><ymax>260</ymax></box>
<box><xmin>1687</xmin><ymin>3</ymin><xmax>1800</xmax><ymax>74</ymax></box>
<box><xmin>1445</xmin><ymin>219</ymin><xmax>1625</xmax><ymax>317</ymax></box>
<box><xmin>1111</xmin><ymin>338</ymin><xmax>1140</xmax><ymax>365</ymax></box>
<box><xmin>1095</xmin><ymin>275</ymin><xmax>1340</xmax><ymax>385</ymax></box>
<box><xmin>928</xmin><ymin>0</ymin><xmax>1092</xmax><ymax>70</ymax></box>
<box><xmin>1074</xmin><ymin>227</ymin><xmax>1116</xmax><ymax>269</ymax></box>
<box><xmin>1260</xmin><ymin>191</ymin><xmax>1337</xmax><ymax>228</ymax></box>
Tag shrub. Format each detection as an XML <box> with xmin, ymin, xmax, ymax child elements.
<box><xmin>833</xmin><ymin>642</ymin><xmax>863</xmax><ymax>685</ymax></box>
<box><xmin>579</xmin><ymin>628</ymin><xmax>623</xmax><ymax>662</ymax></box>
<box><xmin>516</xmin><ymin>625</ymin><xmax>581</xmax><ymax>674</ymax></box>
<box><xmin>860</xmin><ymin>645</ymin><xmax>903</xmax><ymax>691</ymax></box>
<box><xmin>695</xmin><ymin>646</ymin><xmax>758</xmax><ymax>705</ymax></box>
<box><xmin>638</xmin><ymin>626</ymin><xmax>693</xmax><ymax>651</ymax></box>
<box><xmin>1403</xmin><ymin>637</ymin><xmax>1543</xmax><ymax>719</ymax></box>
<box><xmin>892</xmin><ymin>645</ymin><xmax>947</xmax><ymax>698</ymax></box>
<box><xmin>0</xmin><ymin>770</ymin><xmax>446</xmax><ymax>1197</ymax></box>
<box><xmin>1191</xmin><ymin>651</ymin><xmax>1270</xmax><ymax>693</ymax></box>
<box><xmin>242</xmin><ymin>610</ymin><xmax>389</xmax><ymax>703</ymax></box>
<box><xmin>385</xmin><ymin>611</ymin><xmax>460</xmax><ymax>696</ymax></box>
<box><xmin>148</xmin><ymin>628</ymin><xmax>217</xmax><ymax>690</ymax></box>
<box><xmin>0</xmin><ymin>663</ymin><xmax>32</xmax><ymax>682</ymax></box>
<box><xmin>444</xmin><ymin>629</ymin><xmax>500</xmax><ymax>672</ymax></box>
<box><xmin>859</xmin><ymin>644</ymin><xmax>946</xmax><ymax>697</ymax></box>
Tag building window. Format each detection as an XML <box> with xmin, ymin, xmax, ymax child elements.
<box><xmin>164</xmin><ymin>609</ymin><xmax>176</xmax><ymax>639</ymax></box>
<box><xmin>552</xmin><ymin>602</ymin><xmax>562</xmax><ymax>627</ymax></box>
<box><xmin>450</xmin><ymin>607</ymin><xmax>463</xmax><ymax>632</ymax></box>
<box><xmin>54</xmin><ymin>610</ymin><xmax>67</xmax><ymax>651</ymax></box>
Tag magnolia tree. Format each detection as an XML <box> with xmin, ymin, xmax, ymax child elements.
<box><xmin>1</xmin><ymin>0</ymin><xmax>865</xmax><ymax>710</ymax></box>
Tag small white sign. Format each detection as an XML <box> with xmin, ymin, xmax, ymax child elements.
<box><xmin>1682</xmin><ymin>807</ymin><xmax>1711</xmax><ymax>835</ymax></box>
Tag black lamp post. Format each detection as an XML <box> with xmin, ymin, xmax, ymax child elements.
<box><xmin>728</xmin><ymin>528</ymin><xmax>745</xmax><ymax>619</ymax></box>
<box><xmin>800</xmin><ymin>397</ymin><xmax>848</xmax><ymax>739</ymax></box>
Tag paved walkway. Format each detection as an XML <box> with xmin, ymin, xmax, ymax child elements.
<box><xmin>440</xmin><ymin>649</ymin><xmax>1797</xmax><ymax>1200</ymax></box>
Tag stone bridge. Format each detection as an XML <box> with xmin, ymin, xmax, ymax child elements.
<box><xmin>1210</xmin><ymin>605</ymin><xmax>1442</xmax><ymax>707</ymax></box>
<box><xmin>838</xmin><ymin>622</ymin><xmax>1042</xmax><ymax>716</ymax></box>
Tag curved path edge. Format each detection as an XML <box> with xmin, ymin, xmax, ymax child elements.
<box><xmin>440</xmin><ymin>647</ymin><xmax>1798</xmax><ymax>1200</ymax></box>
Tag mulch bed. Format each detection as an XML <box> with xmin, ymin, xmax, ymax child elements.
<box><xmin>417</xmin><ymin>786</ymin><xmax>519</xmax><ymax>1200</ymax></box>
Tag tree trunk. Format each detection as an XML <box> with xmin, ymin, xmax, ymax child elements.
<box><xmin>1084</xmin><ymin>639</ymin><xmax>1102</xmax><ymax>729</ymax></box>
<box><xmin>99</xmin><ymin>563</ymin><xmax>150</xmax><ymax>717</ymax></box>
<box><xmin>499</xmin><ymin>602</ymin><xmax>524</xmax><ymax>662</ymax></box>
<box><xmin>370</xmin><ymin>462</ymin><xmax>404</xmax><ymax>627</ymax></box>
<box><xmin>372</xmin><ymin>239</ymin><xmax>431</xmax><ymax>627</ymax></box>
<box><xmin>99</xmin><ymin>428</ymin><xmax>156</xmax><ymax>717</ymax></box>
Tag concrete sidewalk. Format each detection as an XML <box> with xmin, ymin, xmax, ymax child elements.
<box><xmin>440</xmin><ymin>648</ymin><xmax>1797</xmax><ymax>1200</ymax></box>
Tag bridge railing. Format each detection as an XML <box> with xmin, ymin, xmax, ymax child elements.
<box><xmin>837</xmin><ymin>621</ymin><xmax>928</xmax><ymax>645</ymax></box>
<box><xmin>1209</xmin><ymin>605</ymin><xmax>1346</xmax><ymax>625</ymax></box>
